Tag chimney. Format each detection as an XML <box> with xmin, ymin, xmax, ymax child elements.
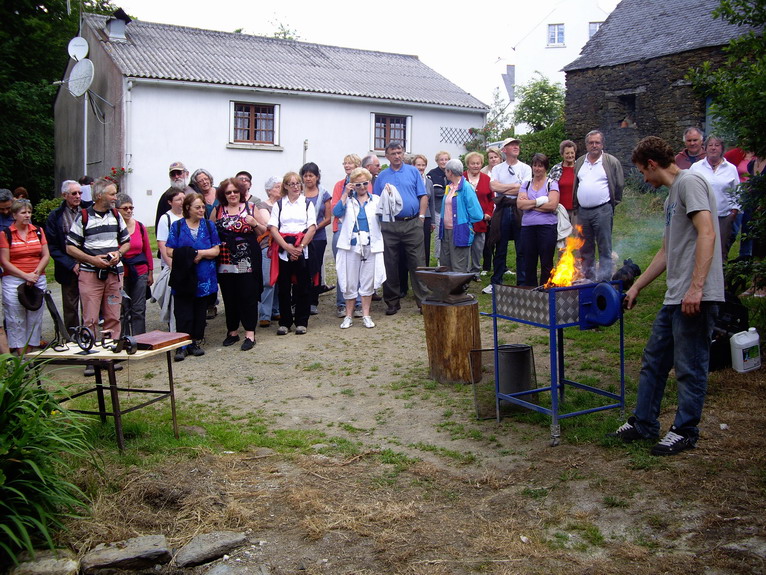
<box><xmin>106</xmin><ymin>8</ymin><xmax>132</xmax><ymax>41</ymax></box>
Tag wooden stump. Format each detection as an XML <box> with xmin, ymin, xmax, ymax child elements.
<box><xmin>422</xmin><ymin>300</ymin><xmax>481</xmax><ymax>384</ymax></box>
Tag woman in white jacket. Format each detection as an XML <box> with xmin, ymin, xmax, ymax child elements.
<box><xmin>332</xmin><ymin>167</ymin><xmax>386</xmax><ymax>329</ymax></box>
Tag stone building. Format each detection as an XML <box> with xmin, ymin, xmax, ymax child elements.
<box><xmin>562</xmin><ymin>0</ymin><xmax>752</xmax><ymax>170</ymax></box>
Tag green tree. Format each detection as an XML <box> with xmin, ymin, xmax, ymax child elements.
<box><xmin>464</xmin><ymin>88</ymin><xmax>514</xmax><ymax>153</ymax></box>
<box><xmin>513</xmin><ymin>72</ymin><xmax>565</xmax><ymax>133</ymax></box>
<box><xmin>689</xmin><ymin>0</ymin><xmax>766</xmax><ymax>295</ymax></box>
<box><xmin>0</xmin><ymin>0</ymin><xmax>115</xmax><ymax>201</ymax></box>
<box><xmin>271</xmin><ymin>21</ymin><xmax>300</xmax><ymax>40</ymax></box>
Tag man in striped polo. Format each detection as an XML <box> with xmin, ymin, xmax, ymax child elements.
<box><xmin>66</xmin><ymin>177</ymin><xmax>130</xmax><ymax>340</ymax></box>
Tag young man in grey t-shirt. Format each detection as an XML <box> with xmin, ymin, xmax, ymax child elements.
<box><xmin>610</xmin><ymin>136</ymin><xmax>724</xmax><ymax>456</ymax></box>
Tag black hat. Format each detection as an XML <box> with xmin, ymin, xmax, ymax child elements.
<box><xmin>17</xmin><ymin>283</ymin><xmax>44</xmax><ymax>311</ymax></box>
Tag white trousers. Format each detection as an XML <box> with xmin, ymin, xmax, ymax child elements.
<box><xmin>2</xmin><ymin>274</ymin><xmax>46</xmax><ymax>349</ymax></box>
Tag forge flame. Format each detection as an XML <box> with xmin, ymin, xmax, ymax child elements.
<box><xmin>545</xmin><ymin>229</ymin><xmax>585</xmax><ymax>288</ymax></box>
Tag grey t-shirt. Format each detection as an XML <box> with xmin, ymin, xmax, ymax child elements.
<box><xmin>664</xmin><ymin>170</ymin><xmax>725</xmax><ymax>305</ymax></box>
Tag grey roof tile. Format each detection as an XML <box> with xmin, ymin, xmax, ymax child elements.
<box><xmin>563</xmin><ymin>0</ymin><xmax>755</xmax><ymax>72</ymax></box>
<box><xmin>84</xmin><ymin>14</ymin><xmax>486</xmax><ymax>110</ymax></box>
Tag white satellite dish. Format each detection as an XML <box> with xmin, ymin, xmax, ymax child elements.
<box><xmin>68</xmin><ymin>58</ymin><xmax>94</xmax><ymax>97</ymax></box>
<box><xmin>67</xmin><ymin>36</ymin><xmax>89</xmax><ymax>61</ymax></box>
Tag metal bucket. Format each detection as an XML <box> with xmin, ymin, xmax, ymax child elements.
<box><xmin>497</xmin><ymin>344</ymin><xmax>537</xmax><ymax>402</ymax></box>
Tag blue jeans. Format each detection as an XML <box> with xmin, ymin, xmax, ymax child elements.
<box><xmin>490</xmin><ymin>207</ymin><xmax>525</xmax><ymax>285</ymax></box>
<box><xmin>258</xmin><ymin>246</ymin><xmax>279</xmax><ymax>321</ymax></box>
<box><xmin>633</xmin><ymin>303</ymin><xmax>718</xmax><ymax>440</ymax></box>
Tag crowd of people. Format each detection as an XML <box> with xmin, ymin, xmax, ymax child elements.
<box><xmin>0</xmin><ymin>129</ymin><xmax>760</xmax><ymax>458</ymax></box>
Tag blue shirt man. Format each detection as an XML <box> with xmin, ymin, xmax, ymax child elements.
<box><xmin>372</xmin><ymin>141</ymin><xmax>429</xmax><ymax>314</ymax></box>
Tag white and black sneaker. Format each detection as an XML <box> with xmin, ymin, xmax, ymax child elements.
<box><xmin>608</xmin><ymin>416</ymin><xmax>656</xmax><ymax>442</ymax></box>
<box><xmin>651</xmin><ymin>426</ymin><xmax>696</xmax><ymax>456</ymax></box>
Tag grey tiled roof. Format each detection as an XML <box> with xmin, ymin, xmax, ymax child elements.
<box><xmin>84</xmin><ymin>14</ymin><xmax>486</xmax><ymax>110</ymax></box>
<box><xmin>563</xmin><ymin>0</ymin><xmax>754</xmax><ymax>71</ymax></box>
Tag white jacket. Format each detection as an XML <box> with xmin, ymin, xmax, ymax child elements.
<box><xmin>336</xmin><ymin>194</ymin><xmax>384</xmax><ymax>253</ymax></box>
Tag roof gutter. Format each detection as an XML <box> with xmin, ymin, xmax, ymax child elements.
<box><xmin>125</xmin><ymin>77</ymin><xmax>488</xmax><ymax>113</ymax></box>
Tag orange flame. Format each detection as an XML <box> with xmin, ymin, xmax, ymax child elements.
<box><xmin>545</xmin><ymin>229</ymin><xmax>585</xmax><ymax>288</ymax></box>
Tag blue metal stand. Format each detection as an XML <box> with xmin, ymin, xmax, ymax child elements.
<box><xmin>488</xmin><ymin>283</ymin><xmax>625</xmax><ymax>446</ymax></box>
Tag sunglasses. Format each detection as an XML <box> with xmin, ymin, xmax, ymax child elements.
<box><xmin>351</xmin><ymin>182</ymin><xmax>370</xmax><ymax>188</ymax></box>
<box><xmin>118</xmin><ymin>206</ymin><xmax>134</xmax><ymax>211</ymax></box>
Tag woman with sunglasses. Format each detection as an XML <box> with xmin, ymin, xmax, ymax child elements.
<box><xmin>267</xmin><ymin>173</ymin><xmax>317</xmax><ymax>335</ymax></box>
<box><xmin>116</xmin><ymin>193</ymin><xmax>153</xmax><ymax>335</ymax></box>
<box><xmin>332</xmin><ymin>167</ymin><xmax>385</xmax><ymax>328</ymax></box>
<box><xmin>211</xmin><ymin>177</ymin><xmax>268</xmax><ymax>350</ymax></box>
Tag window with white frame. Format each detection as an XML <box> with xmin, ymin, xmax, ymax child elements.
<box><xmin>589</xmin><ymin>22</ymin><xmax>603</xmax><ymax>38</ymax></box>
<box><xmin>231</xmin><ymin>102</ymin><xmax>279</xmax><ymax>145</ymax></box>
<box><xmin>547</xmin><ymin>23</ymin><xmax>565</xmax><ymax>46</ymax></box>
<box><xmin>372</xmin><ymin>114</ymin><xmax>410</xmax><ymax>151</ymax></box>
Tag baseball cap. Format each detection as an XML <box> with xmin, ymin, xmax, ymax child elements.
<box><xmin>500</xmin><ymin>138</ymin><xmax>521</xmax><ymax>148</ymax></box>
<box><xmin>168</xmin><ymin>161</ymin><xmax>187</xmax><ymax>174</ymax></box>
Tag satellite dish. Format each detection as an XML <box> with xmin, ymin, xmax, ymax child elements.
<box><xmin>68</xmin><ymin>36</ymin><xmax>89</xmax><ymax>61</ymax></box>
<box><xmin>68</xmin><ymin>58</ymin><xmax>94</xmax><ymax>97</ymax></box>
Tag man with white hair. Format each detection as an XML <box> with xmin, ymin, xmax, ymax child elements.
<box><xmin>46</xmin><ymin>180</ymin><xmax>92</xmax><ymax>335</ymax></box>
<box><xmin>67</xmin><ymin>177</ymin><xmax>130</xmax><ymax>341</ymax></box>
<box><xmin>362</xmin><ymin>154</ymin><xmax>381</xmax><ymax>187</ymax></box>
<box><xmin>675</xmin><ymin>127</ymin><xmax>706</xmax><ymax>170</ymax></box>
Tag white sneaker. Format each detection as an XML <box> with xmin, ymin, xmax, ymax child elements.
<box><xmin>482</xmin><ymin>284</ymin><xmax>493</xmax><ymax>294</ymax></box>
<box><xmin>337</xmin><ymin>306</ymin><xmax>346</xmax><ymax>318</ymax></box>
<box><xmin>362</xmin><ymin>316</ymin><xmax>375</xmax><ymax>328</ymax></box>
<box><xmin>480</xmin><ymin>270</ymin><xmax>488</xmax><ymax>276</ymax></box>
<box><xmin>340</xmin><ymin>316</ymin><xmax>353</xmax><ymax>329</ymax></box>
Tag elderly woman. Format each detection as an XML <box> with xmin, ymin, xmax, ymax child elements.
<box><xmin>116</xmin><ymin>194</ymin><xmax>153</xmax><ymax>335</ymax></box>
<box><xmin>190</xmin><ymin>168</ymin><xmax>217</xmax><ymax>218</ymax></box>
<box><xmin>463</xmin><ymin>152</ymin><xmax>494</xmax><ymax>280</ymax></box>
<box><xmin>300</xmin><ymin>162</ymin><xmax>332</xmax><ymax>315</ymax></box>
<box><xmin>439</xmin><ymin>159</ymin><xmax>484</xmax><ymax>273</ymax></box>
<box><xmin>267</xmin><ymin>172</ymin><xmax>317</xmax><ymax>335</ymax></box>
<box><xmin>166</xmin><ymin>193</ymin><xmax>221</xmax><ymax>361</ymax></box>
<box><xmin>258</xmin><ymin>176</ymin><xmax>283</xmax><ymax>328</ymax></box>
<box><xmin>332</xmin><ymin>154</ymin><xmax>363</xmax><ymax>318</ymax></box>
<box><xmin>413</xmin><ymin>155</ymin><xmax>437</xmax><ymax>264</ymax></box>
<box><xmin>0</xmin><ymin>199</ymin><xmax>50</xmax><ymax>354</ymax></box>
<box><xmin>517</xmin><ymin>153</ymin><xmax>560</xmax><ymax>287</ymax></box>
<box><xmin>549</xmin><ymin>140</ymin><xmax>577</xmax><ymax>221</ymax></box>
<box><xmin>333</xmin><ymin>167</ymin><xmax>385</xmax><ymax>329</ymax></box>
<box><xmin>211</xmin><ymin>177</ymin><xmax>267</xmax><ymax>351</ymax></box>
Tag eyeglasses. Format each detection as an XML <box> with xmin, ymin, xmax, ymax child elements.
<box><xmin>507</xmin><ymin>166</ymin><xmax>516</xmax><ymax>178</ymax></box>
<box><xmin>196</xmin><ymin>178</ymin><xmax>211</xmax><ymax>185</ymax></box>
<box><xmin>287</xmin><ymin>182</ymin><xmax>302</xmax><ymax>188</ymax></box>
<box><xmin>118</xmin><ymin>206</ymin><xmax>134</xmax><ymax>211</ymax></box>
<box><xmin>237</xmin><ymin>176</ymin><xmax>251</xmax><ymax>183</ymax></box>
<box><xmin>351</xmin><ymin>182</ymin><xmax>370</xmax><ymax>189</ymax></box>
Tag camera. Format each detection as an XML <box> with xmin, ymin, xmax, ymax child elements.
<box><xmin>105</xmin><ymin>253</ymin><xmax>114</xmax><ymax>262</ymax></box>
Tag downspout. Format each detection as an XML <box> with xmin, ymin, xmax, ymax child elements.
<box><xmin>125</xmin><ymin>78</ymin><xmax>133</xmax><ymax>190</ymax></box>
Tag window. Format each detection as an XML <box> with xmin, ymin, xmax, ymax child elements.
<box><xmin>547</xmin><ymin>24</ymin><xmax>565</xmax><ymax>46</ymax></box>
<box><xmin>589</xmin><ymin>22</ymin><xmax>603</xmax><ymax>38</ymax></box>
<box><xmin>373</xmin><ymin>114</ymin><xmax>410</xmax><ymax>151</ymax></box>
<box><xmin>231</xmin><ymin>102</ymin><xmax>279</xmax><ymax>145</ymax></box>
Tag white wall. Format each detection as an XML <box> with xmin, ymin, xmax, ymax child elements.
<box><xmin>511</xmin><ymin>0</ymin><xmax>615</xmax><ymax>133</ymax></box>
<box><xmin>120</xmin><ymin>81</ymin><xmax>483</xmax><ymax>225</ymax></box>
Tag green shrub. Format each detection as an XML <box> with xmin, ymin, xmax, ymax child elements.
<box><xmin>0</xmin><ymin>356</ymin><xmax>95</xmax><ymax>566</ymax></box>
<box><xmin>517</xmin><ymin>120</ymin><xmax>567</xmax><ymax>164</ymax></box>
<box><xmin>33</xmin><ymin>197</ymin><xmax>61</xmax><ymax>228</ymax></box>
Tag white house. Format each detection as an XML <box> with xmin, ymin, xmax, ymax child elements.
<box><xmin>503</xmin><ymin>0</ymin><xmax>616</xmax><ymax>132</ymax></box>
<box><xmin>55</xmin><ymin>12</ymin><xmax>487</xmax><ymax>225</ymax></box>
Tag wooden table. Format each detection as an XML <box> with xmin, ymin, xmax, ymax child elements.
<box><xmin>32</xmin><ymin>333</ymin><xmax>191</xmax><ymax>452</ymax></box>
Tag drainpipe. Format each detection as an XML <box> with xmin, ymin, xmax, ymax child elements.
<box><xmin>303</xmin><ymin>139</ymin><xmax>308</xmax><ymax>165</ymax></box>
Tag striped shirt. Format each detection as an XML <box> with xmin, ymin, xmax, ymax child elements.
<box><xmin>66</xmin><ymin>207</ymin><xmax>130</xmax><ymax>273</ymax></box>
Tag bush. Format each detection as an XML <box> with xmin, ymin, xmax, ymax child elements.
<box><xmin>517</xmin><ymin>119</ymin><xmax>567</xmax><ymax>164</ymax></box>
<box><xmin>0</xmin><ymin>356</ymin><xmax>95</xmax><ymax>566</ymax></box>
<box><xmin>33</xmin><ymin>197</ymin><xmax>62</xmax><ymax>228</ymax></box>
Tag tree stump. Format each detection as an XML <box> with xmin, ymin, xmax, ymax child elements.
<box><xmin>422</xmin><ymin>300</ymin><xmax>481</xmax><ymax>384</ymax></box>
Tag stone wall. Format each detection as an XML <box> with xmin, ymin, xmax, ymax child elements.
<box><xmin>564</xmin><ymin>47</ymin><xmax>728</xmax><ymax>172</ymax></box>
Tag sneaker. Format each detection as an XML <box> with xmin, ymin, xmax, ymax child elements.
<box><xmin>206</xmin><ymin>305</ymin><xmax>218</xmax><ymax>320</ymax></box>
<box><xmin>188</xmin><ymin>342</ymin><xmax>205</xmax><ymax>357</ymax></box>
<box><xmin>609</xmin><ymin>416</ymin><xmax>655</xmax><ymax>442</ymax></box>
<box><xmin>337</xmin><ymin>306</ymin><xmax>346</xmax><ymax>318</ymax></box>
<box><xmin>354</xmin><ymin>306</ymin><xmax>363</xmax><ymax>318</ymax></box>
<box><xmin>84</xmin><ymin>364</ymin><xmax>95</xmax><ymax>376</ymax></box>
<box><xmin>276</xmin><ymin>326</ymin><xmax>289</xmax><ymax>336</ymax></box>
<box><xmin>651</xmin><ymin>427</ymin><xmax>696</xmax><ymax>456</ymax></box>
<box><xmin>240</xmin><ymin>338</ymin><xmax>255</xmax><ymax>351</ymax></box>
<box><xmin>362</xmin><ymin>316</ymin><xmax>375</xmax><ymax>328</ymax></box>
<box><xmin>310</xmin><ymin>305</ymin><xmax>319</xmax><ymax>315</ymax></box>
<box><xmin>482</xmin><ymin>284</ymin><xmax>494</xmax><ymax>294</ymax></box>
<box><xmin>480</xmin><ymin>270</ymin><xmax>489</xmax><ymax>276</ymax></box>
<box><xmin>295</xmin><ymin>326</ymin><xmax>307</xmax><ymax>335</ymax></box>
<box><xmin>259</xmin><ymin>320</ymin><xmax>271</xmax><ymax>328</ymax></box>
<box><xmin>340</xmin><ymin>316</ymin><xmax>353</xmax><ymax>329</ymax></box>
<box><xmin>222</xmin><ymin>334</ymin><xmax>240</xmax><ymax>347</ymax></box>
<box><xmin>174</xmin><ymin>347</ymin><xmax>187</xmax><ymax>362</ymax></box>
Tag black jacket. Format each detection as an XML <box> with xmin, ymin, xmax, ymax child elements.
<box><xmin>45</xmin><ymin>200</ymin><xmax>93</xmax><ymax>286</ymax></box>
